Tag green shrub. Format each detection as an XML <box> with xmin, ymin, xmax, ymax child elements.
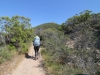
<box><xmin>0</xmin><ymin>46</ymin><xmax>13</xmax><ymax>64</ymax></box>
<box><xmin>7</xmin><ymin>44</ymin><xmax>16</xmax><ymax>50</ymax></box>
<box><xmin>20</xmin><ymin>43</ymin><xmax>28</xmax><ymax>54</ymax></box>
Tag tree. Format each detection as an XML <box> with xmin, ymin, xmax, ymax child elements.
<box><xmin>0</xmin><ymin>16</ymin><xmax>34</xmax><ymax>53</ymax></box>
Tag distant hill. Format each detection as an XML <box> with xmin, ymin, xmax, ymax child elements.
<box><xmin>34</xmin><ymin>22</ymin><xmax>60</xmax><ymax>30</ymax></box>
<box><xmin>34</xmin><ymin>22</ymin><xmax>60</xmax><ymax>36</ymax></box>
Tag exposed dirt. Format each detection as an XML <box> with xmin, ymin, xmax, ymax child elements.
<box><xmin>0</xmin><ymin>44</ymin><xmax>46</xmax><ymax>75</ymax></box>
<box><xmin>0</xmin><ymin>52</ymin><xmax>24</xmax><ymax>75</ymax></box>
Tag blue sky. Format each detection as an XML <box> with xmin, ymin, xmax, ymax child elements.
<box><xmin>0</xmin><ymin>0</ymin><xmax>100</xmax><ymax>27</ymax></box>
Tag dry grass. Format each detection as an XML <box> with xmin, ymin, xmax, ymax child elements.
<box><xmin>0</xmin><ymin>53</ymin><xmax>24</xmax><ymax>75</ymax></box>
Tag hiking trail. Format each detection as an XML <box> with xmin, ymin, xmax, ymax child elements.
<box><xmin>9</xmin><ymin>44</ymin><xmax>46</xmax><ymax>75</ymax></box>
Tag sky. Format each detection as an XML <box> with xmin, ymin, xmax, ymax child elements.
<box><xmin>0</xmin><ymin>0</ymin><xmax>100</xmax><ymax>27</ymax></box>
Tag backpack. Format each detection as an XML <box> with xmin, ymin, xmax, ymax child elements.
<box><xmin>33</xmin><ymin>36</ymin><xmax>40</xmax><ymax>46</ymax></box>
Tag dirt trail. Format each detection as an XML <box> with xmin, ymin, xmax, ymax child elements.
<box><xmin>9</xmin><ymin>44</ymin><xmax>45</xmax><ymax>75</ymax></box>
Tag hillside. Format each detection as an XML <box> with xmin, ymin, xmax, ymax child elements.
<box><xmin>34</xmin><ymin>10</ymin><xmax>100</xmax><ymax>75</ymax></box>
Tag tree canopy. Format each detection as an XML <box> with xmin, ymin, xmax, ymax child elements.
<box><xmin>0</xmin><ymin>16</ymin><xmax>34</xmax><ymax>53</ymax></box>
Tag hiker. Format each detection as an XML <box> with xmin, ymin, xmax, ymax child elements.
<box><xmin>33</xmin><ymin>35</ymin><xmax>40</xmax><ymax>60</ymax></box>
